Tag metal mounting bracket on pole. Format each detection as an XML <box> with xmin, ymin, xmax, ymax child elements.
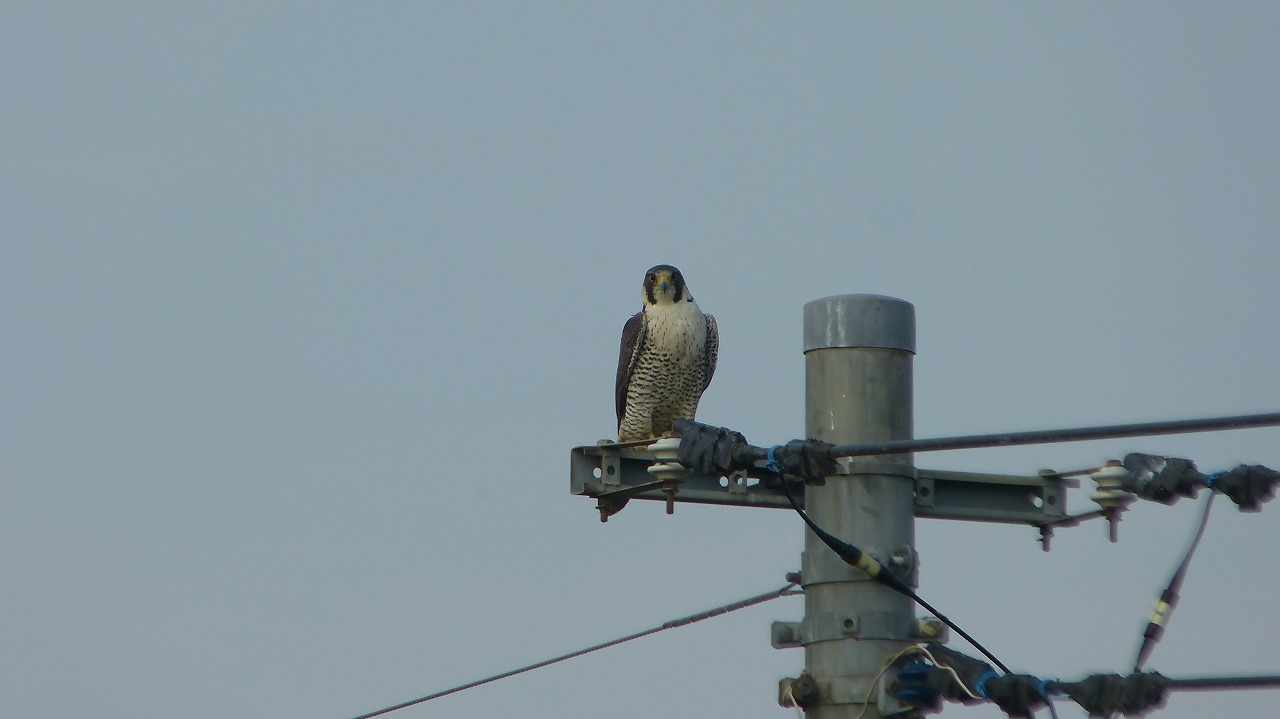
<box><xmin>571</xmin><ymin>443</ymin><xmax>1078</xmax><ymax>526</ymax></box>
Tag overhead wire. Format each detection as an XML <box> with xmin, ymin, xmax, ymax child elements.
<box><xmin>682</xmin><ymin>412</ymin><xmax>1280</xmax><ymax>469</ymax></box>
<box><xmin>822</xmin><ymin>412</ymin><xmax>1280</xmax><ymax>459</ymax></box>
<box><xmin>344</xmin><ymin>583</ymin><xmax>800</xmax><ymax>719</ymax></box>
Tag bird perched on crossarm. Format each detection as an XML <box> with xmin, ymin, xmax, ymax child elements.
<box><xmin>615</xmin><ymin>265</ymin><xmax>718</xmax><ymax>442</ymax></box>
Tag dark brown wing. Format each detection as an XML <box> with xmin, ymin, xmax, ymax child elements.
<box><xmin>615</xmin><ymin>312</ymin><xmax>646</xmax><ymax>425</ymax></box>
<box><xmin>701</xmin><ymin>313</ymin><xmax>718</xmax><ymax>393</ymax></box>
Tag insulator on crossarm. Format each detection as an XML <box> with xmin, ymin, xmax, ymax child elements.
<box><xmin>1091</xmin><ymin>461</ymin><xmax>1136</xmax><ymax>542</ymax></box>
<box><xmin>647</xmin><ymin>437</ymin><xmax>689</xmax><ymax>514</ymax></box>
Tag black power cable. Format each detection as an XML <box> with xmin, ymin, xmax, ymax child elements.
<box><xmin>1132</xmin><ymin>491</ymin><xmax>1217</xmax><ymax>671</ymax></box>
<box><xmin>1166</xmin><ymin>674</ymin><xmax>1280</xmax><ymax>691</ymax></box>
<box><xmin>824</xmin><ymin>412</ymin><xmax>1280</xmax><ymax>459</ymax></box>
<box><xmin>774</xmin><ymin>474</ymin><xmax>1012</xmax><ymax>675</ymax></box>
<box><xmin>673</xmin><ymin>413</ymin><xmax>1280</xmax><ymax>475</ymax></box>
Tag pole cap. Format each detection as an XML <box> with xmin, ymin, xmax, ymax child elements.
<box><xmin>804</xmin><ymin>294</ymin><xmax>915</xmax><ymax>353</ymax></box>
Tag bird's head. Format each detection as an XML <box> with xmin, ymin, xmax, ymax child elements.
<box><xmin>642</xmin><ymin>264</ymin><xmax>690</xmax><ymax>306</ymax></box>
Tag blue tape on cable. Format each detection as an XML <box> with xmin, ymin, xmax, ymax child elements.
<box><xmin>766</xmin><ymin>445</ymin><xmax>783</xmax><ymax>474</ymax></box>
<box><xmin>975</xmin><ymin>671</ymin><xmax>998</xmax><ymax>699</ymax></box>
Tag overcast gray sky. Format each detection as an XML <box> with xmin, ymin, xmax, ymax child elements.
<box><xmin>3</xmin><ymin>4</ymin><xmax>1278</xmax><ymax>719</ymax></box>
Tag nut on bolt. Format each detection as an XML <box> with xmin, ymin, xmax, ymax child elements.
<box><xmin>779</xmin><ymin>671</ymin><xmax>818</xmax><ymax>708</ymax></box>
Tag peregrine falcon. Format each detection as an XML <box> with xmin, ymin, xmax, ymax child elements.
<box><xmin>615</xmin><ymin>265</ymin><xmax>718</xmax><ymax>442</ymax></box>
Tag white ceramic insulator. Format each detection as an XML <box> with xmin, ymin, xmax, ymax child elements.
<box><xmin>647</xmin><ymin>461</ymin><xmax>690</xmax><ymax>482</ymax></box>
<box><xmin>1090</xmin><ymin>463</ymin><xmax>1134</xmax><ymax>509</ymax></box>
<box><xmin>647</xmin><ymin>436</ymin><xmax>682</xmax><ymax>461</ymax></box>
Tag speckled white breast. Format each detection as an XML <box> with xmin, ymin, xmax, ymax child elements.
<box><xmin>643</xmin><ymin>299</ymin><xmax>709</xmax><ymax>362</ymax></box>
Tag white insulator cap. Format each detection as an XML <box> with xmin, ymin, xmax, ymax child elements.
<box><xmin>1090</xmin><ymin>462</ymin><xmax>1135</xmax><ymax>509</ymax></box>
<box><xmin>647</xmin><ymin>436</ymin><xmax>682</xmax><ymax>461</ymax></box>
<box><xmin>647</xmin><ymin>461</ymin><xmax>690</xmax><ymax>482</ymax></box>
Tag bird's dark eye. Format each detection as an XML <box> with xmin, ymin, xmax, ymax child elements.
<box><xmin>647</xmin><ymin>273</ymin><xmax>656</xmax><ymax>282</ymax></box>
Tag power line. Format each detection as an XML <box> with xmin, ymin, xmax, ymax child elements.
<box><xmin>1166</xmin><ymin>675</ymin><xmax>1280</xmax><ymax>691</ymax></box>
<box><xmin>344</xmin><ymin>584</ymin><xmax>800</xmax><ymax>719</ymax></box>
<box><xmin>675</xmin><ymin>413</ymin><xmax>1280</xmax><ymax>479</ymax></box>
<box><xmin>824</xmin><ymin>411</ymin><xmax>1280</xmax><ymax>458</ymax></box>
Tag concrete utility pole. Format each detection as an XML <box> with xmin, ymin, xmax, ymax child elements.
<box><xmin>800</xmin><ymin>294</ymin><xmax>916</xmax><ymax>719</ymax></box>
